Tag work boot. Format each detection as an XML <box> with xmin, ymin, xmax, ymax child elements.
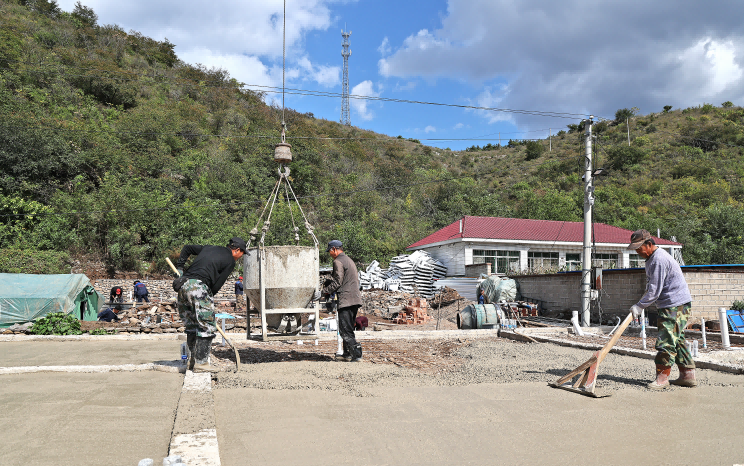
<box><xmin>186</xmin><ymin>333</ymin><xmax>196</xmax><ymax>371</ymax></box>
<box><xmin>647</xmin><ymin>364</ymin><xmax>671</xmax><ymax>390</ymax></box>
<box><xmin>276</xmin><ymin>315</ymin><xmax>289</xmax><ymax>334</ymax></box>
<box><xmin>192</xmin><ymin>335</ymin><xmax>220</xmax><ymax>373</ymax></box>
<box><xmin>335</xmin><ymin>342</ymin><xmax>352</xmax><ymax>362</ymax></box>
<box><xmin>350</xmin><ymin>343</ymin><xmax>363</xmax><ymax>362</ymax></box>
<box><xmin>670</xmin><ymin>366</ymin><xmax>698</xmax><ymax>387</ymax></box>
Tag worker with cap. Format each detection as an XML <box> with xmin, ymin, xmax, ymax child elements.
<box><xmin>109</xmin><ymin>285</ymin><xmax>123</xmax><ymax>303</ymax></box>
<box><xmin>234</xmin><ymin>275</ymin><xmax>244</xmax><ymax>312</ymax></box>
<box><xmin>628</xmin><ymin>229</ymin><xmax>696</xmax><ymax>389</ymax></box>
<box><xmin>321</xmin><ymin>240</ymin><xmax>363</xmax><ymax>362</ymax></box>
<box><xmin>173</xmin><ymin>237</ymin><xmax>246</xmax><ymax>372</ymax></box>
<box><xmin>133</xmin><ymin>280</ymin><xmax>150</xmax><ymax>303</ymax></box>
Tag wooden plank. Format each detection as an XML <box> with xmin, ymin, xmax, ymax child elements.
<box><xmin>555</xmin><ymin>355</ymin><xmax>597</xmax><ymax>385</ymax></box>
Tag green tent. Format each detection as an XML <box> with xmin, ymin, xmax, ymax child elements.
<box><xmin>0</xmin><ymin>273</ymin><xmax>103</xmax><ymax>327</ymax></box>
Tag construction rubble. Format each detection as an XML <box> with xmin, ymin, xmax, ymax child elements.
<box><xmin>358</xmin><ymin>250</ymin><xmax>447</xmax><ymax>298</ymax></box>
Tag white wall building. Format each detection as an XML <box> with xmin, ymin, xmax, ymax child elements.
<box><xmin>407</xmin><ymin>216</ymin><xmax>683</xmax><ymax>277</ymax></box>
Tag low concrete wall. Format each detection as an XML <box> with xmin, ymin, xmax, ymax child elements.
<box><xmin>514</xmin><ymin>266</ymin><xmax>744</xmax><ymax>320</ymax></box>
<box><xmin>92</xmin><ymin>279</ymin><xmax>241</xmax><ymax>302</ymax></box>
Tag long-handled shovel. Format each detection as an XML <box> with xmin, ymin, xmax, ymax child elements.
<box><xmin>549</xmin><ymin>312</ymin><xmax>634</xmax><ymax>398</ymax></box>
<box><xmin>166</xmin><ymin>257</ymin><xmax>242</xmax><ymax>372</ymax></box>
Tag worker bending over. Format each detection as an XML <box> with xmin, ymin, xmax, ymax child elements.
<box><xmin>628</xmin><ymin>229</ymin><xmax>696</xmax><ymax>390</ymax></box>
<box><xmin>173</xmin><ymin>237</ymin><xmax>246</xmax><ymax>372</ymax></box>
<box><xmin>322</xmin><ymin>240</ymin><xmax>363</xmax><ymax>362</ymax></box>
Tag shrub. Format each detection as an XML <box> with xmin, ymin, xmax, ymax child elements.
<box><xmin>701</xmin><ymin>103</ymin><xmax>715</xmax><ymax>113</ymax></box>
<box><xmin>722</xmin><ymin>101</ymin><xmax>734</xmax><ymax>108</ymax></box>
<box><xmin>0</xmin><ymin>249</ymin><xmax>72</xmax><ymax>274</ymax></box>
<box><xmin>663</xmin><ymin>105</ymin><xmax>673</xmax><ymax>113</ymax></box>
<box><xmin>30</xmin><ymin>312</ymin><xmax>82</xmax><ymax>335</ymax></box>
<box><xmin>525</xmin><ymin>140</ymin><xmax>545</xmax><ymax>160</ymax></box>
<box><xmin>614</xmin><ymin>108</ymin><xmax>636</xmax><ymax>123</ymax></box>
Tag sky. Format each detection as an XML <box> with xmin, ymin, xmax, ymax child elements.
<box><xmin>58</xmin><ymin>0</ymin><xmax>744</xmax><ymax>150</ymax></box>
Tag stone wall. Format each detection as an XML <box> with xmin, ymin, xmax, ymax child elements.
<box><xmin>514</xmin><ymin>266</ymin><xmax>744</xmax><ymax>321</ymax></box>
<box><xmin>92</xmin><ymin>278</ymin><xmax>242</xmax><ymax>302</ymax></box>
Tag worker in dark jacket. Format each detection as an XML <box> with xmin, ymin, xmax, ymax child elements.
<box><xmin>109</xmin><ymin>286</ymin><xmax>123</xmax><ymax>303</ymax></box>
<box><xmin>321</xmin><ymin>240</ymin><xmax>363</xmax><ymax>362</ymax></box>
<box><xmin>174</xmin><ymin>237</ymin><xmax>246</xmax><ymax>372</ymax></box>
<box><xmin>234</xmin><ymin>276</ymin><xmax>244</xmax><ymax>312</ymax></box>
<box><xmin>97</xmin><ymin>305</ymin><xmax>121</xmax><ymax>322</ymax></box>
<box><xmin>133</xmin><ymin>280</ymin><xmax>150</xmax><ymax>303</ymax></box>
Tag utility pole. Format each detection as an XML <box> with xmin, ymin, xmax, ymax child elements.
<box><xmin>627</xmin><ymin>118</ymin><xmax>630</xmax><ymax>146</ymax></box>
<box><xmin>340</xmin><ymin>27</ymin><xmax>352</xmax><ymax>126</ymax></box>
<box><xmin>581</xmin><ymin>118</ymin><xmax>594</xmax><ymax>327</ymax></box>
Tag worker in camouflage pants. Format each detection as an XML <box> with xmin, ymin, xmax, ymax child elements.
<box><xmin>655</xmin><ymin>303</ymin><xmax>694</xmax><ymax>369</ymax></box>
<box><xmin>628</xmin><ymin>230</ymin><xmax>696</xmax><ymax>390</ymax></box>
<box><xmin>174</xmin><ymin>237</ymin><xmax>246</xmax><ymax>373</ymax></box>
<box><xmin>177</xmin><ymin>280</ymin><xmax>217</xmax><ymax>337</ymax></box>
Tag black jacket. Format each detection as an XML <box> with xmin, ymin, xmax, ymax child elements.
<box><xmin>176</xmin><ymin>245</ymin><xmax>236</xmax><ymax>295</ymax></box>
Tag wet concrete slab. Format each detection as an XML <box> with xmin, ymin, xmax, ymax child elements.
<box><xmin>0</xmin><ymin>370</ymin><xmax>182</xmax><ymax>466</ymax></box>
<box><xmin>214</xmin><ymin>381</ymin><xmax>744</xmax><ymax>466</ymax></box>
<box><xmin>0</xmin><ymin>339</ymin><xmax>181</xmax><ymax>367</ymax></box>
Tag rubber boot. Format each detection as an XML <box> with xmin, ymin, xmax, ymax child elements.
<box><xmin>335</xmin><ymin>342</ymin><xmax>352</xmax><ymax>362</ymax></box>
<box><xmin>276</xmin><ymin>315</ymin><xmax>289</xmax><ymax>334</ymax></box>
<box><xmin>192</xmin><ymin>335</ymin><xmax>220</xmax><ymax>373</ymax></box>
<box><xmin>350</xmin><ymin>343</ymin><xmax>363</xmax><ymax>362</ymax></box>
<box><xmin>647</xmin><ymin>364</ymin><xmax>671</xmax><ymax>390</ymax></box>
<box><xmin>670</xmin><ymin>366</ymin><xmax>698</xmax><ymax>387</ymax></box>
<box><xmin>186</xmin><ymin>333</ymin><xmax>196</xmax><ymax>371</ymax></box>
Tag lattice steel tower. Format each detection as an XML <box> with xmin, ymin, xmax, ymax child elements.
<box><xmin>340</xmin><ymin>27</ymin><xmax>352</xmax><ymax>126</ymax></box>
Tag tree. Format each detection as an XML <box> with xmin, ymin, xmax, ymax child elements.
<box><xmin>614</xmin><ymin>108</ymin><xmax>637</xmax><ymax>124</ymax></box>
<box><xmin>72</xmin><ymin>1</ymin><xmax>98</xmax><ymax>28</ymax></box>
<box><xmin>722</xmin><ymin>101</ymin><xmax>734</xmax><ymax>108</ymax></box>
<box><xmin>663</xmin><ymin>105</ymin><xmax>673</xmax><ymax>113</ymax></box>
<box><xmin>525</xmin><ymin>140</ymin><xmax>545</xmax><ymax>161</ymax></box>
<box><xmin>606</xmin><ymin>145</ymin><xmax>647</xmax><ymax>170</ymax></box>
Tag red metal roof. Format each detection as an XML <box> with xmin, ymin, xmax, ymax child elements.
<box><xmin>407</xmin><ymin>216</ymin><xmax>681</xmax><ymax>249</ymax></box>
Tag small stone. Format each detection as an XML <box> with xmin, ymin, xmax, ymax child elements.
<box><xmin>165</xmin><ymin>328</ymin><xmax>177</xmax><ymax>333</ymax></box>
<box><xmin>138</xmin><ymin>459</ymin><xmax>154</xmax><ymax>466</ymax></box>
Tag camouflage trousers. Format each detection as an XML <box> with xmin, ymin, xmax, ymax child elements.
<box><xmin>177</xmin><ymin>279</ymin><xmax>216</xmax><ymax>338</ymax></box>
<box><xmin>655</xmin><ymin>302</ymin><xmax>694</xmax><ymax>369</ymax></box>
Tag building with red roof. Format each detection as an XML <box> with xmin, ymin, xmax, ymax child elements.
<box><xmin>407</xmin><ymin>216</ymin><xmax>683</xmax><ymax>276</ymax></box>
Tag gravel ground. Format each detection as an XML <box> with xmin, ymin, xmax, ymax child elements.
<box><xmin>212</xmin><ymin>337</ymin><xmax>744</xmax><ymax>396</ymax></box>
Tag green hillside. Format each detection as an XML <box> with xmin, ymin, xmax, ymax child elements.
<box><xmin>1</xmin><ymin>0</ymin><xmax>744</xmax><ymax>275</ymax></box>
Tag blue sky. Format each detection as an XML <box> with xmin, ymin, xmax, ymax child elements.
<box><xmin>58</xmin><ymin>0</ymin><xmax>744</xmax><ymax>150</ymax></box>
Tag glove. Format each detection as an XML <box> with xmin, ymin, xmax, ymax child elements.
<box><xmin>630</xmin><ymin>304</ymin><xmax>643</xmax><ymax>319</ymax></box>
<box><xmin>177</xmin><ymin>268</ymin><xmax>184</xmax><ymax>277</ymax></box>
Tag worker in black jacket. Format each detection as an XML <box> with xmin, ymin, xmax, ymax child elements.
<box><xmin>174</xmin><ymin>237</ymin><xmax>246</xmax><ymax>372</ymax></box>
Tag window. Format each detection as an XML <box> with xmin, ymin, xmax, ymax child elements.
<box><xmin>565</xmin><ymin>253</ymin><xmax>581</xmax><ymax>271</ymax></box>
<box><xmin>592</xmin><ymin>253</ymin><xmax>617</xmax><ymax>269</ymax></box>
<box><xmin>629</xmin><ymin>253</ymin><xmax>645</xmax><ymax>268</ymax></box>
<box><xmin>473</xmin><ymin>249</ymin><xmax>520</xmax><ymax>274</ymax></box>
<box><xmin>528</xmin><ymin>252</ymin><xmax>559</xmax><ymax>272</ymax></box>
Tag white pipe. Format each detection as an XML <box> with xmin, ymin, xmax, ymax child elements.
<box><xmin>701</xmin><ymin>317</ymin><xmax>707</xmax><ymax>348</ymax></box>
<box><xmin>336</xmin><ymin>310</ymin><xmax>343</xmax><ymax>355</ymax></box>
<box><xmin>719</xmin><ymin>307</ymin><xmax>731</xmax><ymax>349</ymax></box>
<box><xmin>640</xmin><ymin>310</ymin><xmax>647</xmax><ymax>350</ymax></box>
<box><xmin>572</xmin><ymin>311</ymin><xmax>584</xmax><ymax>336</ymax></box>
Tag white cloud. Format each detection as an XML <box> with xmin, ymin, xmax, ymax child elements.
<box><xmin>351</xmin><ymin>80</ymin><xmax>381</xmax><ymax>121</ymax></box>
<box><xmin>424</xmin><ymin>125</ymin><xmax>436</xmax><ymax>133</ymax></box>
<box><xmin>378</xmin><ymin>0</ymin><xmax>744</xmax><ymax>124</ymax></box>
<box><xmin>453</xmin><ymin>123</ymin><xmax>464</xmax><ymax>130</ymax></box>
<box><xmin>57</xmin><ymin>0</ymin><xmax>345</xmax><ymax>92</ymax></box>
<box><xmin>378</xmin><ymin>37</ymin><xmax>391</xmax><ymax>56</ymax></box>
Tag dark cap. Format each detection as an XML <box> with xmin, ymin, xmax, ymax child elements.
<box><xmin>628</xmin><ymin>229</ymin><xmax>653</xmax><ymax>250</ymax></box>
<box><xmin>326</xmin><ymin>239</ymin><xmax>343</xmax><ymax>252</ymax></box>
<box><xmin>228</xmin><ymin>237</ymin><xmax>247</xmax><ymax>253</ymax></box>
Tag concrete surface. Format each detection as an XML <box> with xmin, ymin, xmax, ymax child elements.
<box><xmin>0</xmin><ymin>371</ymin><xmax>182</xmax><ymax>466</ymax></box>
<box><xmin>0</xmin><ymin>339</ymin><xmax>181</xmax><ymax>367</ymax></box>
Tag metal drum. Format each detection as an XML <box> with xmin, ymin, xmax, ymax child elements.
<box><xmin>243</xmin><ymin>245</ymin><xmax>318</xmax><ymax>328</ymax></box>
<box><xmin>457</xmin><ymin>304</ymin><xmax>500</xmax><ymax>329</ymax></box>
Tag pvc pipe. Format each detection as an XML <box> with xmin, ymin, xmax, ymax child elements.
<box><xmin>640</xmin><ymin>310</ymin><xmax>647</xmax><ymax>350</ymax></box>
<box><xmin>719</xmin><ymin>307</ymin><xmax>731</xmax><ymax>349</ymax></box>
<box><xmin>692</xmin><ymin>340</ymin><xmax>699</xmax><ymax>357</ymax></box>
<box><xmin>336</xmin><ymin>311</ymin><xmax>343</xmax><ymax>355</ymax></box>
<box><xmin>571</xmin><ymin>311</ymin><xmax>584</xmax><ymax>336</ymax></box>
<box><xmin>701</xmin><ymin>317</ymin><xmax>707</xmax><ymax>348</ymax></box>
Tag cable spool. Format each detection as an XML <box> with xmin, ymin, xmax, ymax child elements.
<box><xmin>274</xmin><ymin>142</ymin><xmax>292</xmax><ymax>163</ymax></box>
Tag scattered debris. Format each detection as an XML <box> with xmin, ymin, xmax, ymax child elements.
<box><xmin>358</xmin><ymin>251</ymin><xmax>447</xmax><ymax>297</ymax></box>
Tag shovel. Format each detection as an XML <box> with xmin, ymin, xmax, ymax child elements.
<box><xmin>166</xmin><ymin>257</ymin><xmax>242</xmax><ymax>372</ymax></box>
<box><xmin>549</xmin><ymin>312</ymin><xmax>634</xmax><ymax>398</ymax></box>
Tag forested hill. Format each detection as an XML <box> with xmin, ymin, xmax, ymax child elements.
<box><xmin>1</xmin><ymin>0</ymin><xmax>744</xmax><ymax>277</ymax></box>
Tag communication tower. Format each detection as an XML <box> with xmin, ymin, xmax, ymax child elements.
<box><xmin>341</xmin><ymin>27</ymin><xmax>352</xmax><ymax>125</ymax></box>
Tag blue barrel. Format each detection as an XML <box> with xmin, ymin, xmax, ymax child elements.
<box><xmin>457</xmin><ymin>304</ymin><xmax>499</xmax><ymax>329</ymax></box>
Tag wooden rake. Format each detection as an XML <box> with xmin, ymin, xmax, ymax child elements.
<box><xmin>549</xmin><ymin>312</ymin><xmax>633</xmax><ymax>398</ymax></box>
